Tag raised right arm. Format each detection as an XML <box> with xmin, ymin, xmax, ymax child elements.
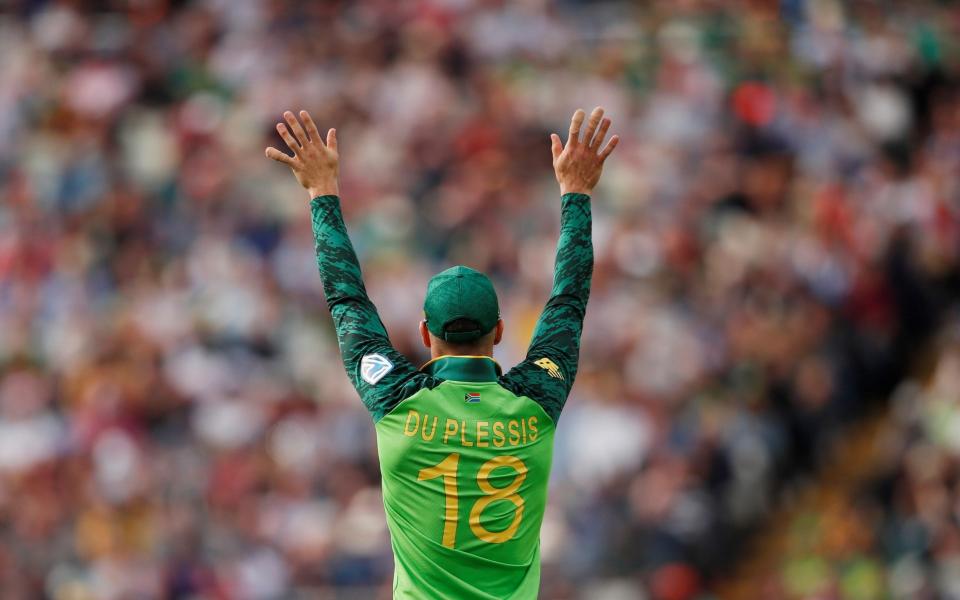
<box><xmin>267</xmin><ymin>110</ymin><xmax>428</xmax><ymax>420</ymax></box>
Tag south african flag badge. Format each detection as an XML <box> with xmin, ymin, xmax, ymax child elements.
<box><xmin>465</xmin><ymin>392</ymin><xmax>481</xmax><ymax>403</ymax></box>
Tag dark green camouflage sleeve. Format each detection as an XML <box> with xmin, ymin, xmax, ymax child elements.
<box><xmin>501</xmin><ymin>193</ymin><xmax>592</xmax><ymax>422</ymax></box>
<box><xmin>310</xmin><ymin>195</ymin><xmax>432</xmax><ymax>421</ymax></box>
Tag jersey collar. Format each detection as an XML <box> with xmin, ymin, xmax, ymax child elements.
<box><xmin>420</xmin><ymin>355</ymin><xmax>502</xmax><ymax>382</ymax></box>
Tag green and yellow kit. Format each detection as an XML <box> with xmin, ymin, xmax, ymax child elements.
<box><xmin>310</xmin><ymin>193</ymin><xmax>593</xmax><ymax>599</ymax></box>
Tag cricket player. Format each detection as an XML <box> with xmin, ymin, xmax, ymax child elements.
<box><xmin>266</xmin><ymin>107</ymin><xmax>618</xmax><ymax>599</ymax></box>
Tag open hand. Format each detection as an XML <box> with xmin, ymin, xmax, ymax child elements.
<box><xmin>551</xmin><ymin>107</ymin><xmax>619</xmax><ymax>196</ymax></box>
<box><xmin>265</xmin><ymin>110</ymin><xmax>339</xmax><ymax>199</ymax></box>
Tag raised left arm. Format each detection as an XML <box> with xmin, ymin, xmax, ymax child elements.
<box><xmin>502</xmin><ymin>107</ymin><xmax>618</xmax><ymax>422</ymax></box>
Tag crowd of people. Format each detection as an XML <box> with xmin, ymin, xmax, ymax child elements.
<box><xmin>753</xmin><ymin>320</ymin><xmax>960</xmax><ymax>599</ymax></box>
<box><xmin>0</xmin><ymin>0</ymin><xmax>958</xmax><ymax>598</ymax></box>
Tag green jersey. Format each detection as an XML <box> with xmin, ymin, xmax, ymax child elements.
<box><xmin>310</xmin><ymin>193</ymin><xmax>593</xmax><ymax>599</ymax></box>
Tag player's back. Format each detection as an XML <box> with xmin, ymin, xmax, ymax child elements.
<box><xmin>307</xmin><ymin>189</ymin><xmax>593</xmax><ymax>598</ymax></box>
<box><xmin>299</xmin><ymin>113</ymin><xmax>603</xmax><ymax>598</ymax></box>
<box><xmin>375</xmin><ymin>355</ymin><xmax>556</xmax><ymax>599</ymax></box>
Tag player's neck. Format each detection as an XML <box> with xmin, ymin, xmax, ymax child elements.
<box><xmin>430</xmin><ymin>345</ymin><xmax>494</xmax><ymax>360</ymax></box>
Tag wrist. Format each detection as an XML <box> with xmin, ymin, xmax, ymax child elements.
<box><xmin>307</xmin><ymin>183</ymin><xmax>339</xmax><ymax>199</ymax></box>
<box><xmin>559</xmin><ymin>185</ymin><xmax>592</xmax><ymax>196</ymax></box>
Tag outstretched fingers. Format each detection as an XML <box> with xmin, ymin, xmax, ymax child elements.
<box><xmin>300</xmin><ymin>110</ymin><xmax>323</xmax><ymax>143</ymax></box>
<box><xmin>265</xmin><ymin>146</ymin><xmax>296</xmax><ymax>166</ymax></box>
<box><xmin>591</xmin><ymin>117</ymin><xmax>611</xmax><ymax>151</ymax></box>
<box><xmin>283</xmin><ymin>111</ymin><xmax>310</xmax><ymax>146</ymax></box>
<box><xmin>599</xmin><ymin>135</ymin><xmax>620</xmax><ymax>161</ymax></box>
<box><xmin>583</xmin><ymin>107</ymin><xmax>604</xmax><ymax>148</ymax></box>
<box><xmin>277</xmin><ymin>122</ymin><xmax>300</xmax><ymax>155</ymax></box>
<box><xmin>567</xmin><ymin>109</ymin><xmax>585</xmax><ymax>147</ymax></box>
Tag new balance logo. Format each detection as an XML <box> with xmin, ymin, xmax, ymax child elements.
<box><xmin>361</xmin><ymin>353</ymin><xmax>393</xmax><ymax>385</ymax></box>
<box><xmin>534</xmin><ymin>357</ymin><xmax>563</xmax><ymax>380</ymax></box>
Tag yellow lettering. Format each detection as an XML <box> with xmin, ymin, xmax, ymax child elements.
<box><xmin>421</xmin><ymin>415</ymin><xmax>438</xmax><ymax>441</ymax></box>
<box><xmin>460</xmin><ymin>420</ymin><xmax>473</xmax><ymax>447</ymax></box>
<box><xmin>492</xmin><ymin>422</ymin><xmax>505</xmax><ymax>448</ymax></box>
<box><xmin>508</xmin><ymin>420</ymin><xmax>520</xmax><ymax>445</ymax></box>
<box><xmin>443</xmin><ymin>418</ymin><xmax>459</xmax><ymax>444</ymax></box>
<box><xmin>476</xmin><ymin>421</ymin><xmax>489</xmax><ymax>447</ymax></box>
<box><xmin>521</xmin><ymin>418</ymin><xmax>527</xmax><ymax>444</ymax></box>
<box><xmin>528</xmin><ymin>416</ymin><xmax>538</xmax><ymax>441</ymax></box>
<box><xmin>404</xmin><ymin>411</ymin><xmax>421</xmax><ymax>437</ymax></box>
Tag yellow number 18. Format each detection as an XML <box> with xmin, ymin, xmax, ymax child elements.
<box><xmin>417</xmin><ymin>453</ymin><xmax>527</xmax><ymax>549</ymax></box>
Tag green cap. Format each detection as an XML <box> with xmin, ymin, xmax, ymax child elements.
<box><xmin>423</xmin><ymin>266</ymin><xmax>500</xmax><ymax>343</ymax></box>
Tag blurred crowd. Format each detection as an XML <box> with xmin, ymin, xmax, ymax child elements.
<box><xmin>752</xmin><ymin>320</ymin><xmax>960</xmax><ymax>599</ymax></box>
<box><xmin>0</xmin><ymin>0</ymin><xmax>959</xmax><ymax>598</ymax></box>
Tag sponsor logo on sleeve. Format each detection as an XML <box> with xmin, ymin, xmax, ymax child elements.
<box><xmin>361</xmin><ymin>353</ymin><xmax>394</xmax><ymax>385</ymax></box>
<box><xmin>534</xmin><ymin>357</ymin><xmax>564</xmax><ymax>380</ymax></box>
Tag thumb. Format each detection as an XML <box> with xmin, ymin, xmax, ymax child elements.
<box><xmin>550</xmin><ymin>133</ymin><xmax>562</xmax><ymax>160</ymax></box>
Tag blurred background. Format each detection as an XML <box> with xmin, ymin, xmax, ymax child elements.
<box><xmin>1</xmin><ymin>0</ymin><xmax>959</xmax><ymax>598</ymax></box>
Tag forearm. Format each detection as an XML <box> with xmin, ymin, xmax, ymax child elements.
<box><xmin>310</xmin><ymin>195</ymin><xmax>388</xmax><ymax>337</ymax></box>
<box><xmin>527</xmin><ymin>193</ymin><xmax>593</xmax><ymax>357</ymax></box>
<box><xmin>311</xmin><ymin>195</ymin><xmax>371</xmax><ymax>307</ymax></box>
<box><xmin>549</xmin><ymin>192</ymin><xmax>593</xmax><ymax>308</ymax></box>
